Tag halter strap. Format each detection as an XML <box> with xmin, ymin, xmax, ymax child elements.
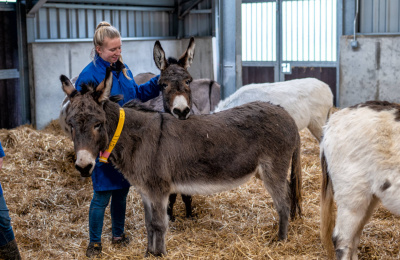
<box><xmin>99</xmin><ymin>108</ymin><xmax>125</xmax><ymax>163</ymax></box>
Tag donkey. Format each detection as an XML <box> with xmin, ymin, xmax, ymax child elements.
<box><xmin>214</xmin><ymin>78</ymin><xmax>333</xmax><ymax>142</ymax></box>
<box><xmin>134</xmin><ymin>72</ymin><xmax>221</xmax><ymax>220</ymax></box>
<box><xmin>60</xmin><ymin>67</ymin><xmax>302</xmax><ymax>256</ymax></box>
<box><xmin>320</xmin><ymin>101</ymin><xmax>400</xmax><ymax>260</ymax></box>
<box><xmin>154</xmin><ymin>37</ymin><xmax>195</xmax><ymax>120</ymax></box>
<box><xmin>59</xmin><ymin>38</ymin><xmax>200</xmax><ymax>220</ymax></box>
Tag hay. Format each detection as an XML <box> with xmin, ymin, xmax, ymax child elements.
<box><xmin>0</xmin><ymin>120</ymin><xmax>398</xmax><ymax>259</ymax></box>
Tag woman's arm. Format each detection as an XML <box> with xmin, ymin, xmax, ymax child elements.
<box><xmin>134</xmin><ymin>75</ymin><xmax>161</xmax><ymax>102</ymax></box>
<box><xmin>0</xmin><ymin>142</ymin><xmax>5</xmax><ymax>170</ymax></box>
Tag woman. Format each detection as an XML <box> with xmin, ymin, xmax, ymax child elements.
<box><xmin>74</xmin><ymin>21</ymin><xmax>160</xmax><ymax>257</ymax></box>
<box><xmin>0</xmin><ymin>141</ymin><xmax>21</xmax><ymax>259</ymax></box>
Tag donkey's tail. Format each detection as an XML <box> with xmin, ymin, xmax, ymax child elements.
<box><xmin>320</xmin><ymin>150</ymin><xmax>335</xmax><ymax>258</ymax></box>
<box><xmin>289</xmin><ymin>136</ymin><xmax>302</xmax><ymax>219</ymax></box>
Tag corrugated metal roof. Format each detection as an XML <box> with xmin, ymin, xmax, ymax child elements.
<box><xmin>26</xmin><ymin>0</ymin><xmax>215</xmax><ymax>42</ymax></box>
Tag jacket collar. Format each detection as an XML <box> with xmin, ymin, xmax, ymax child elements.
<box><xmin>95</xmin><ymin>54</ymin><xmax>125</xmax><ymax>72</ymax></box>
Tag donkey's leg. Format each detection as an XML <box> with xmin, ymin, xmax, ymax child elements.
<box><xmin>333</xmin><ymin>194</ymin><xmax>375</xmax><ymax>260</ymax></box>
<box><xmin>142</xmin><ymin>194</ymin><xmax>169</xmax><ymax>257</ymax></box>
<box><xmin>260</xmin><ymin>162</ymin><xmax>291</xmax><ymax>240</ymax></box>
<box><xmin>141</xmin><ymin>195</ymin><xmax>153</xmax><ymax>256</ymax></box>
<box><xmin>307</xmin><ymin>121</ymin><xmax>323</xmax><ymax>143</ymax></box>
<box><xmin>182</xmin><ymin>195</ymin><xmax>193</xmax><ymax>218</ymax></box>
<box><xmin>350</xmin><ymin>196</ymin><xmax>378</xmax><ymax>260</ymax></box>
<box><xmin>167</xmin><ymin>194</ymin><xmax>177</xmax><ymax>221</ymax></box>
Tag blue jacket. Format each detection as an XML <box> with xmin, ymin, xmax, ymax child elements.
<box><xmin>75</xmin><ymin>55</ymin><xmax>160</xmax><ymax>191</ymax></box>
<box><xmin>0</xmin><ymin>141</ymin><xmax>5</xmax><ymax>195</ymax></box>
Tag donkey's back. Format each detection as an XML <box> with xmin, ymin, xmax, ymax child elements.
<box><xmin>158</xmin><ymin>101</ymin><xmax>299</xmax><ymax>187</ymax></box>
<box><xmin>214</xmin><ymin>78</ymin><xmax>332</xmax><ymax>141</ymax></box>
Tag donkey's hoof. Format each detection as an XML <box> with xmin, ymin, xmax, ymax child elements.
<box><xmin>186</xmin><ymin>213</ymin><xmax>197</xmax><ymax>220</ymax></box>
<box><xmin>145</xmin><ymin>250</ymin><xmax>167</xmax><ymax>258</ymax></box>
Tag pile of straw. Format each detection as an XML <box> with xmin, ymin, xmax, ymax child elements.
<box><xmin>0</xmin><ymin>120</ymin><xmax>398</xmax><ymax>259</ymax></box>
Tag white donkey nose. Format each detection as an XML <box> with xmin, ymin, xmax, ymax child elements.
<box><xmin>171</xmin><ymin>95</ymin><xmax>190</xmax><ymax>120</ymax></box>
<box><xmin>75</xmin><ymin>149</ymin><xmax>96</xmax><ymax>177</ymax></box>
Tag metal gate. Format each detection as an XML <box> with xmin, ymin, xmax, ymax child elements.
<box><xmin>242</xmin><ymin>0</ymin><xmax>338</xmax><ymax>104</ymax></box>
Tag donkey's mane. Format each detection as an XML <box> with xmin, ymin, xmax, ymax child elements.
<box><xmin>167</xmin><ymin>57</ymin><xmax>178</xmax><ymax>64</ymax></box>
<box><xmin>80</xmin><ymin>82</ymin><xmax>97</xmax><ymax>94</ymax></box>
<box><xmin>123</xmin><ymin>99</ymin><xmax>160</xmax><ymax>113</ymax></box>
<box><xmin>109</xmin><ymin>95</ymin><xmax>123</xmax><ymax>103</ymax></box>
<box><xmin>78</xmin><ymin>82</ymin><xmax>123</xmax><ymax>104</ymax></box>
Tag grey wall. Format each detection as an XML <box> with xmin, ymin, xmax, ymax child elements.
<box><xmin>30</xmin><ymin>37</ymin><xmax>215</xmax><ymax>129</ymax></box>
<box><xmin>339</xmin><ymin>35</ymin><xmax>400</xmax><ymax>107</ymax></box>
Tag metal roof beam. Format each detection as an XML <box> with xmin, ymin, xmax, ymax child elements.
<box><xmin>27</xmin><ymin>0</ymin><xmax>47</xmax><ymax>17</ymax></box>
<box><xmin>41</xmin><ymin>3</ymin><xmax>174</xmax><ymax>12</ymax></box>
<box><xmin>179</xmin><ymin>0</ymin><xmax>204</xmax><ymax>19</ymax></box>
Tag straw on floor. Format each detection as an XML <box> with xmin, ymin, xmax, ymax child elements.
<box><xmin>0</xmin><ymin>119</ymin><xmax>398</xmax><ymax>259</ymax></box>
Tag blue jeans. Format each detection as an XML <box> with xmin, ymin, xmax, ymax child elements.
<box><xmin>0</xmin><ymin>194</ymin><xmax>15</xmax><ymax>246</ymax></box>
<box><xmin>89</xmin><ymin>187</ymin><xmax>130</xmax><ymax>243</ymax></box>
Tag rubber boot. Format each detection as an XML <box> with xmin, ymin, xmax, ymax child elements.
<box><xmin>0</xmin><ymin>239</ymin><xmax>21</xmax><ymax>260</ymax></box>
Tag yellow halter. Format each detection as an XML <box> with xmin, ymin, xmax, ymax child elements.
<box><xmin>99</xmin><ymin>108</ymin><xmax>125</xmax><ymax>163</ymax></box>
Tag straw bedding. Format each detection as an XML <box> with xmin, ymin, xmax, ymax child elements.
<box><xmin>0</xmin><ymin>119</ymin><xmax>398</xmax><ymax>259</ymax></box>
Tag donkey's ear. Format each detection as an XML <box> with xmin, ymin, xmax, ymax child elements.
<box><xmin>178</xmin><ymin>37</ymin><xmax>195</xmax><ymax>69</ymax></box>
<box><xmin>153</xmin><ymin>40</ymin><xmax>168</xmax><ymax>71</ymax></box>
<box><xmin>96</xmin><ymin>66</ymin><xmax>113</xmax><ymax>103</ymax></box>
<box><xmin>60</xmin><ymin>75</ymin><xmax>78</xmax><ymax>98</ymax></box>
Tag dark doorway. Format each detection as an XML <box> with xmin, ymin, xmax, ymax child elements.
<box><xmin>242</xmin><ymin>66</ymin><xmax>274</xmax><ymax>85</ymax></box>
<box><xmin>284</xmin><ymin>67</ymin><xmax>337</xmax><ymax>105</ymax></box>
<box><xmin>0</xmin><ymin>10</ymin><xmax>21</xmax><ymax>129</ymax></box>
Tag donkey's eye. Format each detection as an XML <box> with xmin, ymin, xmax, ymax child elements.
<box><xmin>160</xmin><ymin>83</ymin><xmax>168</xmax><ymax>90</ymax></box>
<box><xmin>185</xmin><ymin>80</ymin><xmax>191</xmax><ymax>85</ymax></box>
<box><xmin>94</xmin><ymin>123</ymin><xmax>102</xmax><ymax>130</ymax></box>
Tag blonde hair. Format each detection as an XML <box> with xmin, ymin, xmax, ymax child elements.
<box><xmin>92</xmin><ymin>21</ymin><xmax>130</xmax><ymax>79</ymax></box>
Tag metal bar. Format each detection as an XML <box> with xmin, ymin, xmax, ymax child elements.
<box><xmin>242</xmin><ymin>0</ymin><xmax>275</xmax><ymax>3</ymax></box>
<box><xmin>243</xmin><ymin>61</ymin><xmax>275</xmax><ymax>66</ymax></box>
<box><xmin>336</xmin><ymin>0</ymin><xmax>342</xmax><ymax>107</ymax></box>
<box><xmin>319</xmin><ymin>0</ymin><xmax>322</xmax><ymax>61</ymax></box>
<box><xmin>314</xmin><ymin>0</ymin><xmax>316</xmax><ymax>60</ymax></box>
<box><xmin>48</xmin><ymin>0</ymin><xmax>175</xmax><ymax>6</ymax></box>
<box><xmin>325</xmin><ymin>0</ymin><xmax>328</xmax><ymax>60</ymax></box>
<box><xmin>42</xmin><ymin>3</ymin><xmax>174</xmax><ymax>12</ymax></box>
<box><xmin>256</xmin><ymin>2</ymin><xmax>259</xmax><ymax>61</ymax></box>
<box><xmin>0</xmin><ymin>2</ymin><xmax>15</xmax><ymax>11</ymax></box>
<box><xmin>276</xmin><ymin>61</ymin><xmax>337</xmax><ymax>67</ymax></box>
<box><xmin>179</xmin><ymin>0</ymin><xmax>203</xmax><ymax>19</ymax></box>
<box><xmin>308</xmin><ymin>0</ymin><xmax>310</xmax><ymax>61</ymax></box>
<box><xmin>354</xmin><ymin>31</ymin><xmax>400</xmax><ymax>36</ymax></box>
<box><xmin>251</xmin><ymin>3</ymin><xmax>253</xmax><ymax>60</ymax></box>
<box><xmin>189</xmin><ymin>9</ymin><xmax>212</xmax><ymax>14</ymax></box>
<box><xmin>332</xmin><ymin>0</ymin><xmax>335</xmax><ymax>61</ymax></box>
<box><xmin>31</xmin><ymin>36</ymin><xmax>175</xmax><ymax>43</ymax></box>
<box><xmin>0</xmin><ymin>69</ymin><xmax>19</xmax><ymax>80</ymax></box>
<box><xmin>275</xmin><ymin>0</ymin><xmax>282</xmax><ymax>81</ymax></box>
<box><xmin>297</xmin><ymin>0</ymin><xmax>300</xmax><ymax>61</ymax></box>
<box><xmin>16</xmin><ymin>1</ymin><xmax>31</xmax><ymax>124</ymax></box>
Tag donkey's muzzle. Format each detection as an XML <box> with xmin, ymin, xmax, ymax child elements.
<box><xmin>172</xmin><ymin>107</ymin><xmax>190</xmax><ymax>120</ymax></box>
<box><xmin>75</xmin><ymin>164</ymin><xmax>93</xmax><ymax>177</ymax></box>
